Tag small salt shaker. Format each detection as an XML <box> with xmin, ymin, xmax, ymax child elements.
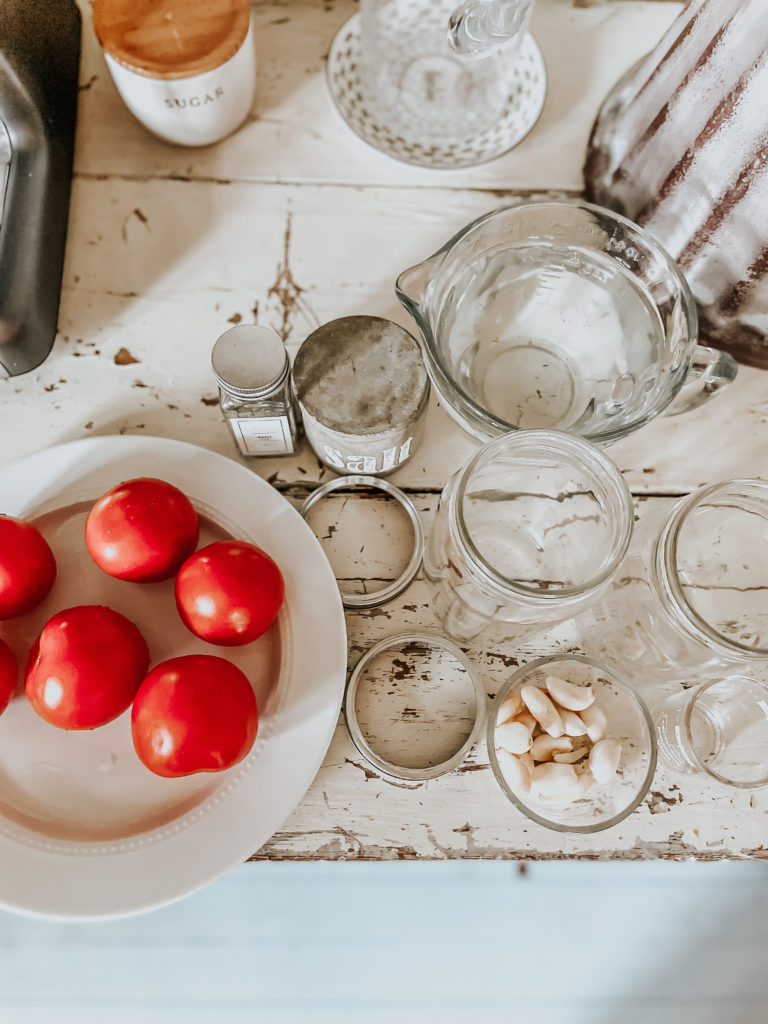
<box><xmin>212</xmin><ymin>325</ymin><xmax>300</xmax><ymax>457</ymax></box>
<box><xmin>292</xmin><ymin>316</ymin><xmax>430</xmax><ymax>475</ymax></box>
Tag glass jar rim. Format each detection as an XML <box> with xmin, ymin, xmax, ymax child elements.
<box><xmin>682</xmin><ymin>676</ymin><xmax>768</xmax><ymax>788</ymax></box>
<box><xmin>452</xmin><ymin>430</ymin><xmax>634</xmax><ymax>601</ymax></box>
<box><xmin>661</xmin><ymin>479</ymin><xmax>768</xmax><ymax>659</ymax></box>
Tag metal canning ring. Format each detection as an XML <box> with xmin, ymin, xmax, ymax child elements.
<box><xmin>300</xmin><ymin>475</ymin><xmax>424</xmax><ymax>609</ymax></box>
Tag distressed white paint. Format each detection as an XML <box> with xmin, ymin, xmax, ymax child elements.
<box><xmin>2</xmin><ymin>0</ymin><xmax>765</xmax><ymax>861</ymax></box>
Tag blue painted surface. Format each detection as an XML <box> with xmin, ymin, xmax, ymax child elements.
<box><xmin>1</xmin><ymin>861</ymin><xmax>767</xmax><ymax>1022</ymax></box>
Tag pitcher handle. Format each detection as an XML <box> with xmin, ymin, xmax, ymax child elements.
<box><xmin>447</xmin><ymin>0</ymin><xmax>535</xmax><ymax>57</ymax></box>
<box><xmin>665</xmin><ymin>345</ymin><xmax>738</xmax><ymax>417</ymax></box>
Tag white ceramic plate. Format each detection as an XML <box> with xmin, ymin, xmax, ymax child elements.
<box><xmin>0</xmin><ymin>436</ymin><xmax>347</xmax><ymax>919</ymax></box>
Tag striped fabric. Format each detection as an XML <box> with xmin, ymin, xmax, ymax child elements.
<box><xmin>585</xmin><ymin>0</ymin><xmax>768</xmax><ymax>368</ymax></box>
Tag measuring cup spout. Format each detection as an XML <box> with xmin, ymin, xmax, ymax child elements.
<box><xmin>448</xmin><ymin>0</ymin><xmax>535</xmax><ymax>57</ymax></box>
<box><xmin>395</xmin><ymin>254</ymin><xmax>444</xmax><ymax>333</ymax></box>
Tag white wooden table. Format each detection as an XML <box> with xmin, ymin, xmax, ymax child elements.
<box><xmin>4</xmin><ymin>0</ymin><xmax>768</xmax><ymax>861</ymax></box>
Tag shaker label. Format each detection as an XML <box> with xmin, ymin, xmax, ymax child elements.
<box><xmin>231</xmin><ymin>416</ymin><xmax>293</xmax><ymax>456</ymax></box>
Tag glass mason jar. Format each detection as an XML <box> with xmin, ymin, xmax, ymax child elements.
<box><xmin>423</xmin><ymin>430</ymin><xmax>634</xmax><ymax>645</ymax></box>
<box><xmin>579</xmin><ymin>480</ymin><xmax>768</xmax><ymax>680</ymax></box>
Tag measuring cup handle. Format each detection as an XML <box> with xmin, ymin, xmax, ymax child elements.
<box><xmin>664</xmin><ymin>345</ymin><xmax>738</xmax><ymax>417</ymax></box>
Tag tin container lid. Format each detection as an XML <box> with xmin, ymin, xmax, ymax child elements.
<box><xmin>292</xmin><ymin>316</ymin><xmax>428</xmax><ymax>436</ymax></box>
<box><xmin>212</xmin><ymin>324</ymin><xmax>289</xmax><ymax>399</ymax></box>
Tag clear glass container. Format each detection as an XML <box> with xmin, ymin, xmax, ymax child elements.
<box><xmin>358</xmin><ymin>0</ymin><xmax>534</xmax><ymax>147</ymax></box>
<box><xmin>579</xmin><ymin>480</ymin><xmax>768</xmax><ymax>680</ymax></box>
<box><xmin>396</xmin><ymin>200</ymin><xmax>736</xmax><ymax>445</ymax></box>
<box><xmin>422</xmin><ymin>430</ymin><xmax>634</xmax><ymax>645</ymax></box>
<box><xmin>212</xmin><ymin>325</ymin><xmax>300</xmax><ymax>458</ymax></box>
<box><xmin>488</xmin><ymin>655</ymin><xmax>656</xmax><ymax>834</ymax></box>
<box><xmin>653</xmin><ymin>676</ymin><xmax>768</xmax><ymax>788</ymax></box>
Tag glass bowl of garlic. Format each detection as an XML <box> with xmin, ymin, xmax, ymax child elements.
<box><xmin>488</xmin><ymin>655</ymin><xmax>657</xmax><ymax>833</ymax></box>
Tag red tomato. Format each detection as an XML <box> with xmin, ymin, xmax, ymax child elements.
<box><xmin>175</xmin><ymin>540</ymin><xmax>284</xmax><ymax>646</ymax></box>
<box><xmin>85</xmin><ymin>477</ymin><xmax>199</xmax><ymax>583</ymax></box>
<box><xmin>25</xmin><ymin>605</ymin><xmax>150</xmax><ymax>730</ymax></box>
<box><xmin>0</xmin><ymin>639</ymin><xmax>17</xmax><ymax>715</ymax></box>
<box><xmin>0</xmin><ymin>515</ymin><xmax>57</xmax><ymax>619</ymax></box>
<box><xmin>131</xmin><ymin>655</ymin><xmax>259</xmax><ymax>778</ymax></box>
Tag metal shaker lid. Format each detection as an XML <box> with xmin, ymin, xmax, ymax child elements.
<box><xmin>292</xmin><ymin>316</ymin><xmax>428</xmax><ymax>436</ymax></box>
<box><xmin>212</xmin><ymin>325</ymin><xmax>289</xmax><ymax>399</ymax></box>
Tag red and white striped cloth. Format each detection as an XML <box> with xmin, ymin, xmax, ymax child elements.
<box><xmin>585</xmin><ymin>0</ymin><xmax>768</xmax><ymax>368</ymax></box>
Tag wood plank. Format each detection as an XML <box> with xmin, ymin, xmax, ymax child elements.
<box><xmin>248</xmin><ymin>493</ymin><xmax>768</xmax><ymax>861</ymax></box>
<box><xmin>2</xmin><ymin>175</ymin><xmax>763</xmax><ymax>495</ymax></box>
<box><xmin>74</xmin><ymin>0</ymin><xmax>682</xmax><ymax>189</ymax></box>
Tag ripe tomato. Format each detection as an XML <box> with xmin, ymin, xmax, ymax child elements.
<box><xmin>85</xmin><ymin>477</ymin><xmax>199</xmax><ymax>583</ymax></box>
<box><xmin>0</xmin><ymin>639</ymin><xmax>17</xmax><ymax>716</ymax></box>
<box><xmin>0</xmin><ymin>515</ymin><xmax>57</xmax><ymax>619</ymax></box>
<box><xmin>175</xmin><ymin>540</ymin><xmax>284</xmax><ymax>646</ymax></box>
<box><xmin>131</xmin><ymin>655</ymin><xmax>259</xmax><ymax>778</ymax></box>
<box><xmin>25</xmin><ymin>605</ymin><xmax>150</xmax><ymax>730</ymax></box>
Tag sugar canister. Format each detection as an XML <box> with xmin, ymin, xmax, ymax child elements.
<box><xmin>92</xmin><ymin>0</ymin><xmax>255</xmax><ymax>146</ymax></box>
<box><xmin>292</xmin><ymin>316</ymin><xmax>430</xmax><ymax>476</ymax></box>
<box><xmin>212</xmin><ymin>325</ymin><xmax>300</xmax><ymax>457</ymax></box>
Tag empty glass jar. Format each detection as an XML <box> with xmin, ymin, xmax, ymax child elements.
<box><xmin>422</xmin><ymin>430</ymin><xmax>634</xmax><ymax>644</ymax></box>
<box><xmin>653</xmin><ymin>676</ymin><xmax>768</xmax><ymax>788</ymax></box>
<box><xmin>579</xmin><ymin>480</ymin><xmax>768</xmax><ymax>680</ymax></box>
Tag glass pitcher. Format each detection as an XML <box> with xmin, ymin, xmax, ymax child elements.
<box><xmin>359</xmin><ymin>0</ymin><xmax>535</xmax><ymax>148</ymax></box>
<box><xmin>396</xmin><ymin>200</ymin><xmax>737</xmax><ymax>445</ymax></box>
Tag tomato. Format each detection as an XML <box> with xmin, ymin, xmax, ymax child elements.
<box><xmin>175</xmin><ymin>540</ymin><xmax>284</xmax><ymax>646</ymax></box>
<box><xmin>25</xmin><ymin>605</ymin><xmax>150</xmax><ymax>730</ymax></box>
<box><xmin>85</xmin><ymin>477</ymin><xmax>199</xmax><ymax>583</ymax></box>
<box><xmin>0</xmin><ymin>639</ymin><xmax>17</xmax><ymax>715</ymax></box>
<box><xmin>131</xmin><ymin>655</ymin><xmax>258</xmax><ymax>778</ymax></box>
<box><xmin>0</xmin><ymin>515</ymin><xmax>57</xmax><ymax>619</ymax></box>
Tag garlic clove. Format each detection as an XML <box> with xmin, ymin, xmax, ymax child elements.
<box><xmin>588</xmin><ymin>738</ymin><xmax>622</xmax><ymax>784</ymax></box>
<box><xmin>545</xmin><ymin>675</ymin><xmax>596</xmax><ymax>712</ymax></box>
<box><xmin>520</xmin><ymin>685</ymin><xmax>565</xmax><ymax>738</ymax></box>
<box><xmin>530</xmin><ymin>762</ymin><xmax>581</xmax><ymax>799</ymax></box>
<box><xmin>553</xmin><ymin>744</ymin><xmax>589</xmax><ymax>764</ymax></box>
<box><xmin>561</xmin><ymin>709</ymin><xmax>588</xmax><ymax>737</ymax></box>
<box><xmin>496</xmin><ymin>719</ymin><xmax>532</xmax><ymax>755</ymax></box>
<box><xmin>530</xmin><ymin>734</ymin><xmax>573</xmax><ymax>762</ymax></box>
<box><xmin>496</xmin><ymin>691</ymin><xmax>524</xmax><ymax>725</ymax></box>
<box><xmin>580</xmin><ymin>703</ymin><xmax>608</xmax><ymax>743</ymax></box>
<box><xmin>496</xmin><ymin>748</ymin><xmax>531</xmax><ymax>796</ymax></box>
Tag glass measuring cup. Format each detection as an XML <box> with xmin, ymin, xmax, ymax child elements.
<box><xmin>423</xmin><ymin>429</ymin><xmax>634</xmax><ymax>644</ymax></box>
<box><xmin>396</xmin><ymin>200</ymin><xmax>737</xmax><ymax>445</ymax></box>
<box><xmin>358</xmin><ymin>0</ymin><xmax>535</xmax><ymax>148</ymax></box>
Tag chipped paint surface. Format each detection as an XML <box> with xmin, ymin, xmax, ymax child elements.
<box><xmin>2</xmin><ymin>0</ymin><xmax>761</xmax><ymax>862</ymax></box>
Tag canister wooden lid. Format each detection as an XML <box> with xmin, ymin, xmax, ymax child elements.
<box><xmin>93</xmin><ymin>0</ymin><xmax>250</xmax><ymax>79</ymax></box>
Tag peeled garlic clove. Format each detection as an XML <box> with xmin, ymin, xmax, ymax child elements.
<box><xmin>588</xmin><ymin>738</ymin><xmax>622</xmax><ymax>784</ymax></box>
<box><xmin>561</xmin><ymin>709</ymin><xmax>588</xmax><ymax>737</ymax></box>
<box><xmin>553</xmin><ymin>744</ymin><xmax>589</xmax><ymax>764</ymax></box>
<box><xmin>545</xmin><ymin>675</ymin><xmax>596</xmax><ymax>712</ymax></box>
<box><xmin>580</xmin><ymin>703</ymin><xmax>608</xmax><ymax>743</ymax></box>
<box><xmin>573</xmin><ymin>769</ymin><xmax>594</xmax><ymax>798</ymax></box>
<box><xmin>496</xmin><ymin>720</ymin><xmax>532</xmax><ymax>755</ymax></box>
<box><xmin>496</xmin><ymin>691</ymin><xmax>524</xmax><ymax>725</ymax></box>
<box><xmin>520</xmin><ymin>685</ymin><xmax>564</xmax><ymax>738</ymax></box>
<box><xmin>497</xmin><ymin>748</ymin><xmax>531</xmax><ymax>796</ymax></box>
<box><xmin>530</xmin><ymin>762</ymin><xmax>581</xmax><ymax>799</ymax></box>
<box><xmin>516</xmin><ymin>711</ymin><xmax>538</xmax><ymax>734</ymax></box>
<box><xmin>530</xmin><ymin>734</ymin><xmax>572</xmax><ymax>762</ymax></box>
